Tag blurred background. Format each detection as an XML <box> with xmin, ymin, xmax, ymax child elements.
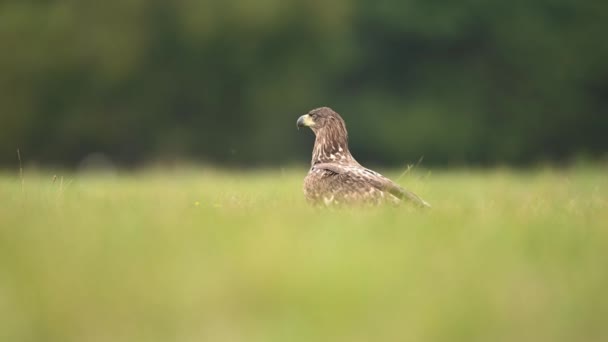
<box><xmin>1</xmin><ymin>0</ymin><xmax>606</xmax><ymax>169</ymax></box>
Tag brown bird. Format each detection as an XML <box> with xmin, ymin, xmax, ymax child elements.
<box><xmin>297</xmin><ymin>107</ymin><xmax>430</xmax><ymax>207</ymax></box>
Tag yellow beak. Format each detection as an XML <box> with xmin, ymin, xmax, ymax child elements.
<box><xmin>297</xmin><ymin>114</ymin><xmax>315</xmax><ymax>129</ymax></box>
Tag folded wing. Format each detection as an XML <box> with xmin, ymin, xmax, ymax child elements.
<box><xmin>308</xmin><ymin>163</ymin><xmax>431</xmax><ymax>207</ymax></box>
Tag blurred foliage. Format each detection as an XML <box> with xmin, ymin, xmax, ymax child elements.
<box><xmin>0</xmin><ymin>0</ymin><xmax>607</xmax><ymax>167</ymax></box>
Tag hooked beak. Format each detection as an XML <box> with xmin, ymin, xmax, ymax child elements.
<box><xmin>297</xmin><ymin>114</ymin><xmax>315</xmax><ymax>130</ymax></box>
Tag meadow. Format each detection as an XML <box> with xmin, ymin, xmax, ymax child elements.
<box><xmin>0</xmin><ymin>166</ymin><xmax>607</xmax><ymax>342</ymax></box>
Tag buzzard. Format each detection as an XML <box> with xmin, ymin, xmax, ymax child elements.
<box><xmin>297</xmin><ymin>107</ymin><xmax>430</xmax><ymax>207</ymax></box>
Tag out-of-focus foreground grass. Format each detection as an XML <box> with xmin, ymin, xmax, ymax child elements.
<box><xmin>0</xmin><ymin>166</ymin><xmax>607</xmax><ymax>342</ymax></box>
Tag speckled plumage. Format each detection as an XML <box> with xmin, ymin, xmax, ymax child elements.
<box><xmin>297</xmin><ymin>107</ymin><xmax>430</xmax><ymax>207</ymax></box>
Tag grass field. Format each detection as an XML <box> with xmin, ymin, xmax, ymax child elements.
<box><xmin>1</xmin><ymin>166</ymin><xmax>607</xmax><ymax>342</ymax></box>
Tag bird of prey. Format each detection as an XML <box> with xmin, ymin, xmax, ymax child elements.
<box><xmin>297</xmin><ymin>107</ymin><xmax>430</xmax><ymax>207</ymax></box>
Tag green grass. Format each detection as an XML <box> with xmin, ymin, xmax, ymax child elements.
<box><xmin>1</xmin><ymin>166</ymin><xmax>607</xmax><ymax>342</ymax></box>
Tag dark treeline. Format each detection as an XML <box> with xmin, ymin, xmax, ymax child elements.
<box><xmin>1</xmin><ymin>0</ymin><xmax>607</xmax><ymax>168</ymax></box>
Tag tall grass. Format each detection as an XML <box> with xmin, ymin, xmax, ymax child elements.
<box><xmin>0</xmin><ymin>167</ymin><xmax>607</xmax><ymax>342</ymax></box>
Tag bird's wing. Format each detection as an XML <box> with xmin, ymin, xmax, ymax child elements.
<box><xmin>313</xmin><ymin>163</ymin><xmax>431</xmax><ymax>207</ymax></box>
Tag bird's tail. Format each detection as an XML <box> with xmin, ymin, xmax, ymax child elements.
<box><xmin>401</xmin><ymin>188</ymin><xmax>431</xmax><ymax>208</ymax></box>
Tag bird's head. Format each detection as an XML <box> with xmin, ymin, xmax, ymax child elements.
<box><xmin>297</xmin><ymin>107</ymin><xmax>355</xmax><ymax>165</ymax></box>
<box><xmin>297</xmin><ymin>107</ymin><xmax>347</xmax><ymax>136</ymax></box>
